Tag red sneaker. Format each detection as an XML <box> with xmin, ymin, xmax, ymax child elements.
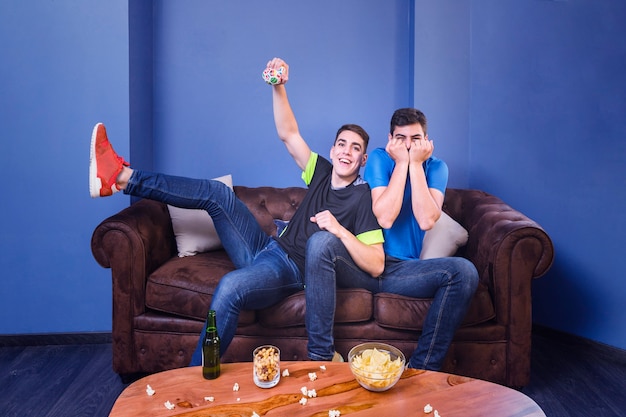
<box><xmin>89</xmin><ymin>123</ymin><xmax>129</xmax><ymax>197</ymax></box>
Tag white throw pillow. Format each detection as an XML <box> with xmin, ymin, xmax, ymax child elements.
<box><xmin>167</xmin><ymin>174</ymin><xmax>233</xmax><ymax>257</ymax></box>
<box><xmin>419</xmin><ymin>211</ymin><xmax>469</xmax><ymax>259</ymax></box>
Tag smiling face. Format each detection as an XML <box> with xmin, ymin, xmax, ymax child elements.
<box><xmin>329</xmin><ymin>129</ymin><xmax>368</xmax><ymax>187</ymax></box>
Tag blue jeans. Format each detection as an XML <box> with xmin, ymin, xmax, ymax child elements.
<box><xmin>124</xmin><ymin>171</ymin><xmax>304</xmax><ymax>365</ymax></box>
<box><xmin>304</xmin><ymin>231</ymin><xmax>358</xmax><ymax>361</ymax></box>
<box><xmin>305</xmin><ymin>232</ymin><xmax>479</xmax><ymax>370</ymax></box>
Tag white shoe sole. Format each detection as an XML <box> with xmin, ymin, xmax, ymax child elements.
<box><xmin>89</xmin><ymin>123</ymin><xmax>103</xmax><ymax>198</ymax></box>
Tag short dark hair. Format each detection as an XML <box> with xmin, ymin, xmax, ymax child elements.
<box><xmin>390</xmin><ymin>108</ymin><xmax>427</xmax><ymax>135</ymax></box>
<box><xmin>335</xmin><ymin>124</ymin><xmax>370</xmax><ymax>151</ymax></box>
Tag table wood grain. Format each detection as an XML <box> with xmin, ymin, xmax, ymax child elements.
<box><xmin>109</xmin><ymin>362</ymin><xmax>545</xmax><ymax>417</ymax></box>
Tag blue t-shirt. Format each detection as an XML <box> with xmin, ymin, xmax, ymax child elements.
<box><xmin>364</xmin><ymin>147</ymin><xmax>448</xmax><ymax>260</ymax></box>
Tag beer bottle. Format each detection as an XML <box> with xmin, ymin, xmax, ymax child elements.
<box><xmin>202</xmin><ymin>310</ymin><xmax>220</xmax><ymax>379</ymax></box>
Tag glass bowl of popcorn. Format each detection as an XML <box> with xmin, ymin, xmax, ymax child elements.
<box><xmin>348</xmin><ymin>342</ymin><xmax>406</xmax><ymax>392</ymax></box>
<box><xmin>253</xmin><ymin>345</ymin><xmax>280</xmax><ymax>388</ymax></box>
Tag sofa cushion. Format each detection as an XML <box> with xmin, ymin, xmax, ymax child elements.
<box><xmin>167</xmin><ymin>174</ymin><xmax>233</xmax><ymax>257</ymax></box>
<box><xmin>145</xmin><ymin>251</ymin><xmax>255</xmax><ymax>325</ymax></box>
<box><xmin>258</xmin><ymin>288</ymin><xmax>374</xmax><ymax>328</ymax></box>
<box><xmin>374</xmin><ymin>282</ymin><xmax>495</xmax><ymax>331</ymax></box>
<box><xmin>420</xmin><ymin>211</ymin><xmax>469</xmax><ymax>259</ymax></box>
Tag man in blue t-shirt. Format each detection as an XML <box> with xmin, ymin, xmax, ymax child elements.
<box><xmin>363</xmin><ymin>108</ymin><xmax>479</xmax><ymax>370</ymax></box>
<box><xmin>89</xmin><ymin>57</ymin><xmax>384</xmax><ymax>363</ymax></box>
<box><xmin>305</xmin><ymin>108</ymin><xmax>479</xmax><ymax>370</ymax></box>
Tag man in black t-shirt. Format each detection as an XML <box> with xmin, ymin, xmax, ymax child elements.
<box><xmin>89</xmin><ymin>57</ymin><xmax>384</xmax><ymax>363</ymax></box>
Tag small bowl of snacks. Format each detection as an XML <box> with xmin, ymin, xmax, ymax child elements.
<box><xmin>348</xmin><ymin>342</ymin><xmax>405</xmax><ymax>392</ymax></box>
<box><xmin>253</xmin><ymin>345</ymin><xmax>280</xmax><ymax>388</ymax></box>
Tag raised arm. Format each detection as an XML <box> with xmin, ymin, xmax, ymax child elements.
<box><xmin>267</xmin><ymin>58</ymin><xmax>311</xmax><ymax>171</ymax></box>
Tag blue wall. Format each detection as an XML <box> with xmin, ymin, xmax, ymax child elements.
<box><xmin>477</xmin><ymin>1</ymin><xmax>626</xmax><ymax>350</ymax></box>
<box><xmin>470</xmin><ymin>0</ymin><xmax>626</xmax><ymax>351</ymax></box>
<box><xmin>2</xmin><ymin>1</ymin><xmax>625</xmax><ymax>352</ymax></box>
<box><xmin>413</xmin><ymin>0</ymin><xmax>626</xmax><ymax>350</ymax></box>
<box><xmin>148</xmin><ymin>0</ymin><xmax>412</xmax><ymax>186</ymax></box>
<box><xmin>412</xmin><ymin>1</ymin><xmax>472</xmax><ymax>189</ymax></box>
<box><xmin>0</xmin><ymin>0</ymin><xmax>412</xmax><ymax>334</ymax></box>
<box><xmin>0</xmin><ymin>0</ymin><xmax>130</xmax><ymax>333</ymax></box>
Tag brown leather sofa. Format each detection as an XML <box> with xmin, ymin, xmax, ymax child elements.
<box><xmin>91</xmin><ymin>186</ymin><xmax>554</xmax><ymax>387</ymax></box>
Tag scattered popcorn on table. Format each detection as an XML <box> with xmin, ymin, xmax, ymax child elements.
<box><xmin>308</xmin><ymin>372</ymin><xmax>318</xmax><ymax>381</ymax></box>
<box><xmin>299</xmin><ymin>397</ymin><xmax>308</xmax><ymax>406</ymax></box>
<box><xmin>424</xmin><ymin>404</ymin><xmax>433</xmax><ymax>413</ymax></box>
<box><xmin>434</xmin><ymin>411</ymin><xmax>441</xmax><ymax>417</ymax></box>
<box><xmin>320</xmin><ymin>365</ymin><xmax>326</xmax><ymax>371</ymax></box>
<box><xmin>204</xmin><ymin>396</ymin><xmax>215</xmax><ymax>402</ymax></box>
<box><xmin>146</xmin><ymin>384</ymin><xmax>155</xmax><ymax>396</ymax></box>
<box><xmin>233</xmin><ymin>382</ymin><xmax>240</xmax><ymax>391</ymax></box>
<box><xmin>329</xmin><ymin>410</ymin><xmax>341</xmax><ymax>417</ymax></box>
<box><xmin>252</xmin><ymin>413</ymin><xmax>260</xmax><ymax>417</ymax></box>
<box><xmin>300</xmin><ymin>386</ymin><xmax>308</xmax><ymax>396</ymax></box>
<box><xmin>307</xmin><ymin>389</ymin><xmax>317</xmax><ymax>398</ymax></box>
<box><xmin>282</xmin><ymin>368</ymin><xmax>290</xmax><ymax>377</ymax></box>
<box><xmin>164</xmin><ymin>401</ymin><xmax>175</xmax><ymax>410</ymax></box>
<box><xmin>237</xmin><ymin>398</ymin><xmax>241</xmax><ymax>402</ymax></box>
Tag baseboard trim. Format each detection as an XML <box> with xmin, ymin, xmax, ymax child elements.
<box><xmin>0</xmin><ymin>332</ymin><xmax>112</xmax><ymax>347</ymax></box>
<box><xmin>532</xmin><ymin>324</ymin><xmax>626</xmax><ymax>356</ymax></box>
<box><xmin>2</xmin><ymin>326</ymin><xmax>624</xmax><ymax>357</ymax></box>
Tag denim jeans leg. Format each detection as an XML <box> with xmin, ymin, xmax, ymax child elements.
<box><xmin>124</xmin><ymin>170</ymin><xmax>270</xmax><ymax>268</ymax></box>
<box><xmin>121</xmin><ymin>170</ymin><xmax>294</xmax><ymax>366</ymax></box>
<box><xmin>189</xmin><ymin>241</ymin><xmax>304</xmax><ymax>365</ymax></box>
<box><xmin>304</xmin><ymin>231</ymin><xmax>376</xmax><ymax>361</ymax></box>
<box><xmin>380</xmin><ymin>257</ymin><xmax>478</xmax><ymax>370</ymax></box>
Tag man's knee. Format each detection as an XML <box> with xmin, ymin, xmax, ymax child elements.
<box><xmin>212</xmin><ymin>271</ymin><xmax>246</xmax><ymax>308</ymax></box>
<box><xmin>306</xmin><ymin>231</ymin><xmax>343</xmax><ymax>259</ymax></box>
<box><xmin>453</xmin><ymin>257</ymin><xmax>479</xmax><ymax>293</ymax></box>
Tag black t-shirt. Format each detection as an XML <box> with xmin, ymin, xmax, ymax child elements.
<box><xmin>276</xmin><ymin>153</ymin><xmax>382</xmax><ymax>273</ymax></box>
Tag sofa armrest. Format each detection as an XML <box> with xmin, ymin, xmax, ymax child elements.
<box><xmin>91</xmin><ymin>198</ymin><xmax>176</xmax><ymax>273</ymax></box>
<box><xmin>444</xmin><ymin>188</ymin><xmax>554</xmax><ymax>386</ymax></box>
<box><xmin>91</xmin><ymin>199</ymin><xmax>176</xmax><ymax>373</ymax></box>
<box><xmin>444</xmin><ymin>189</ymin><xmax>554</xmax><ymax>321</ymax></box>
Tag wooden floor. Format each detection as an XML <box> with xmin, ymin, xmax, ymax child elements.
<box><xmin>1</xmin><ymin>326</ymin><xmax>624</xmax><ymax>417</ymax></box>
<box><xmin>523</xmin><ymin>326</ymin><xmax>626</xmax><ymax>416</ymax></box>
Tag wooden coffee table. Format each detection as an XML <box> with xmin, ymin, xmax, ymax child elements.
<box><xmin>109</xmin><ymin>362</ymin><xmax>545</xmax><ymax>416</ymax></box>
